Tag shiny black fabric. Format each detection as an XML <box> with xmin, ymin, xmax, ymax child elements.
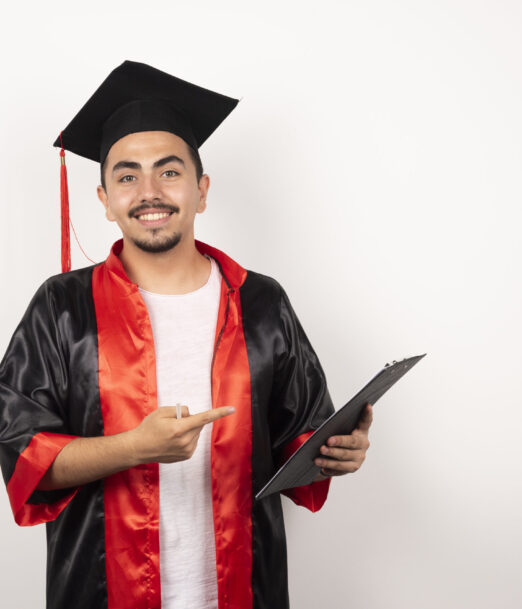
<box><xmin>0</xmin><ymin>262</ymin><xmax>333</xmax><ymax>609</ymax></box>
<box><xmin>240</xmin><ymin>271</ymin><xmax>334</xmax><ymax>609</ymax></box>
<box><xmin>0</xmin><ymin>265</ymin><xmax>108</xmax><ymax>609</ymax></box>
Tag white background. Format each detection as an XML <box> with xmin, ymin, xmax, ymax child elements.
<box><xmin>1</xmin><ymin>1</ymin><xmax>521</xmax><ymax>608</ymax></box>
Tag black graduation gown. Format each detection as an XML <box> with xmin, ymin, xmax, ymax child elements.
<box><xmin>0</xmin><ymin>238</ymin><xmax>334</xmax><ymax>609</ymax></box>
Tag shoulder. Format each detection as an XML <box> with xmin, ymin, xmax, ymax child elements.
<box><xmin>43</xmin><ymin>263</ymin><xmax>99</xmax><ymax>292</ymax></box>
<box><xmin>240</xmin><ymin>268</ymin><xmax>287</xmax><ymax>311</ymax></box>
<box><xmin>241</xmin><ymin>268</ymin><xmax>284</xmax><ymax>298</ymax></box>
<box><xmin>27</xmin><ymin>264</ymin><xmax>100</xmax><ymax>322</ymax></box>
<box><xmin>39</xmin><ymin>263</ymin><xmax>99</xmax><ymax>301</ymax></box>
<box><xmin>239</xmin><ymin>268</ymin><xmax>303</xmax><ymax>335</ymax></box>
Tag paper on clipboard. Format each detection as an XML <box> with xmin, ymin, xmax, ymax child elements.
<box><xmin>255</xmin><ymin>353</ymin><xmax>426</xmax><ymax>501</ymax></box>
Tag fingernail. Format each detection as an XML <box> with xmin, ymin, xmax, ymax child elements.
<box><xmin>227</xmin><ymin>407</ymin><xmax>236</xmax><ymax>413</ymax></box>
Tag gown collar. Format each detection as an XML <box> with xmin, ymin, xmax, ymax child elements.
<box><xmin>104</xmin><ymin>238</ymin><xmax>247</xmax><ymax>290</ymax></box>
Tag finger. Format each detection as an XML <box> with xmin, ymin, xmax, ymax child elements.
<box><xmin>158</xmin><ymin>405</ymin><xmax>190</xmax><ymax>418</ymax></box>
<box><xmin>178</xmin><ymin>405</ymin><xmax>190</xmax><ymax>418</ymax></box>
<box><xmin>319</xmin><ymin>445</ymin><xmax>363</xmax><ymax>461</ymax></box>
<box><xmin>320</xmin><ymin>467</ymin><xmax>345</xmax><ymax>477</ymax></box>
<box><xmin>183</xmin><ymin>406</ymin><xmax>236</xmax><ymax>430</ymax></box>
<box><xmin>314</xmin><ymin>456</ymin><xmax>362</xmax><ymax>473</ymax></box>
<box><xmin>327</xmin><ymin>434</ymin><xmax>367</xmax><ymax>449</ymax></box>
<box><xmin>357</xmin><ymin>403</ymin><xmax>373</xmax><ymax>432</ymax></box>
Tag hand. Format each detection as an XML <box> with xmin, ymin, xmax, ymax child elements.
<box><xmin>129</xmin><ymin>405</ymin><xmax>235</xmax><ymax>465</ymax></box>
<box><xmin>313</xmin><ymin>403</ymin><xmax>373</xmax><ymax>479</ymax></box>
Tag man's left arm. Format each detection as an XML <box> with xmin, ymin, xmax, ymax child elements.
<box><xmin>312</xmin><ymin>403</ymin><xmax>373</xmax><ymax>481</ymax></box>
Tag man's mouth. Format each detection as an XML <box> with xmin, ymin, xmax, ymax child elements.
<box><xmin>136</xmin><ymin>211</ymin><xmax>172</xmax><ymax>221</ymax></box>
<box><xmin>133</xmin><ymin>209</ymin><xmax>175</xmax><ymax>227</ymax></box>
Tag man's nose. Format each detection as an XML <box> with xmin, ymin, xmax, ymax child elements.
<box><xmin>137</xmin><ymin>173</ymin><xmax>162</xmax><ymax>201</ymax></box>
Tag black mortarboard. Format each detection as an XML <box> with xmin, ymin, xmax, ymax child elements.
<box><xmin>54</xmin><ymin>60</ymin><xmax>239</xmax><ymax>164</ymax></box>
<box><xmin>53</xmin><ymin>60</ymin><xmax>239</xmax><ymax>272</ymax></box>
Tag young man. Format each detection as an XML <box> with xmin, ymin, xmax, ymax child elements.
<box><xmin>0</xmin><ymin>60</ymin><xmax>372</xmax><ymax>609</ymax></box>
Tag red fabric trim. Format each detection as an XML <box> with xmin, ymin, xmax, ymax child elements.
<box><xmin>104</xmin><ymin>238</ymin><xmax>248</xmax><ymax>289</ymax></box>
<box><xmin>7</xmin><ymin>432</ymin><xmax>79</xmax><ymax>526</ymax></box>
<box><xmin>96</xmin><ymin>239</ymin><xmax>251</xmax><ymax>609</ymax></box>
<box><xmin>195</xmin><ymin>239</ymin><xmax>247</xmax><ymax>288</ymax></box>
<box><xmin>211</xmin><ymin>281</ymin><xmax>253</xmax><ymax>609</ymax></box>
<box><xmin>280</xmin><ymin>431</ymin><xmax>331</xmax><ymax>513</ymax></box>
<box><xmin>103</xmin><ymin>239</ymin><xmax>131</xmax><ymax>285</ymax></box>
<box><xmin>92</xmin><ymin>262</ymin><xmax>160</xmax><ymax>609</ymax></box>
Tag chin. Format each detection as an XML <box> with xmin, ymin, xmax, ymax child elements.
<box><xmin>130</xmin><ymin>231</ymin><xmax>182</xmax><ymax>254</ymax></box>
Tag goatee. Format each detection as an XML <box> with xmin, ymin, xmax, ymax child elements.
<box><xmin>131</xmin><ymin>231</ymin><xmax>182</xmax><ymax>253</ymax></box>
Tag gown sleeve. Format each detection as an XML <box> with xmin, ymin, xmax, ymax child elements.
<box><xmin>269</xmin><ymin>284</ymin><xmax>336</xmax><ymax>512</ymax></box>
<box><xmin>0</xmin><ymin>280</ymin><xmax>80</xmax><ymax>526</ymax></box>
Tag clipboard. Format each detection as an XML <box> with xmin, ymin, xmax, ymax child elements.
<box><xmin>255</xmin><ymin>353</ymin><xmax>426</xmax><ymax>500</ymax></box>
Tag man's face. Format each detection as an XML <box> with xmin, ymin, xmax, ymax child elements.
<box><xmin>97</xmin><ymin>130</ymin><xmax>209</xmax><ymax>254</ymax></box>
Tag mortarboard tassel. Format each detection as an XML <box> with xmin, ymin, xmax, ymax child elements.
<box><xmin>59</xmin><ymin>131</ymin><xmax>71</xmax><ymax>273</ymax></box>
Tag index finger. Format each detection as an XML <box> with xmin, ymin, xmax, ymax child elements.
<box><xmin>183</xmin><ymin>406</ymin><xmax>236</xmax><ymax>430</ymax></box>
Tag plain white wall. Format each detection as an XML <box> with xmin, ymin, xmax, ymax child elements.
<box><xmin>1</xmin><ymin>1</ymin><xmax>521</xmax><ymax>607</ymax></box>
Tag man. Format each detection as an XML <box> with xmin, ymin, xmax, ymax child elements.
<box><xmin>0</xmin><ymin>60</ymin><xmax>372</xmax><ymax>609</ymax></box>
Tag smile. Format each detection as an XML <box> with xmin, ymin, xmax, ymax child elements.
<box><xmin>134</xmin><ymin>211</ymin><xmax>174</xmax><ymax>227</ymax></box>
<box><xmin>136</xmin><ymin>212</ymin><xmax>172</xmax><ymax>221</ymax></box>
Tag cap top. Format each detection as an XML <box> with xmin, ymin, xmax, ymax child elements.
<box><xmin>53</xmin><ymin>60</ymin><xmax>239</xmax><ymax>163</ymax></box>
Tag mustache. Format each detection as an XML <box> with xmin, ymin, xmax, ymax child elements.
<box><xmin>129</xmin><ymin>203</ymin><xmax>180</xmax><ymax>218</ymax></box>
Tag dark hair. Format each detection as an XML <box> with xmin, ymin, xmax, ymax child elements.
<box><xmin>100</xmin><ymin>141</ymin><xmax>204</xmax><ymax>190</ymax></box>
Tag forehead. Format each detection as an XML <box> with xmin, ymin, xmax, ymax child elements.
<box><xmin>107</xmin><ymin>131</ymin><xmax>190</xmax><ymax>164</ymax></box>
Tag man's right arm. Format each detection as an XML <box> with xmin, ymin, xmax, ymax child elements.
<box><xmin>36</xmin><ymin>405</ymin><xmax>235</xmax><ymax>491</ymax></box>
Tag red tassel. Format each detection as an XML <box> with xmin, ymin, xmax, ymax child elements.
<box><xmin>59</xmin><ymin>132</ymin><xmax>71</xmax><ymax>273</ymax></box>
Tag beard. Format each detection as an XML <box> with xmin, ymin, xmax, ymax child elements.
<box><xmin>128</xmin><ymin>202</ymin><xmax>182</xmax><ymax>253</ymax></box>
<box><xmin>131</xmin><ymin>230</ymin><xmax>182</xmax><ymax>253</ymax></box>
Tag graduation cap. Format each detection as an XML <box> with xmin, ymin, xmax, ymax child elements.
<box><xmin>53</xmin><ymin>60</ymin><xmax>240</xmax><ymax>272</ymax></box>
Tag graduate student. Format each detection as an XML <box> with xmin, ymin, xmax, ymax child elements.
<box><xmin>0</xmin><ymin>60</ymin><xmax>372</xmax><ymax>609</ymax></box>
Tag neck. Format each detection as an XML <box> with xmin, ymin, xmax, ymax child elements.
<box><xmin>118</xmin><ymin>233</ymin><xmax>211</xmax><ymax>295</ymax></box>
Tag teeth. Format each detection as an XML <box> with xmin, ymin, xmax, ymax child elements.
<box><xmin>138</xmin><ymin>212</ymin><xmax>171</xmax><ymax>221</ymax></box>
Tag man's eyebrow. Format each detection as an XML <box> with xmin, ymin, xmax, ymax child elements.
<box><xmin>153</xmin><ymin>155</ymin><xmax>185</xmax><ymax>169</ymax></box>
<box><xmin>111</xmin><ymin>155</ymin><xmax>185</xmax><ymax>174</ymax></box>
<box><xmin>112</xmin><ymin>160</ymin><xmax>141</xmax><ymax>173</ymax></box>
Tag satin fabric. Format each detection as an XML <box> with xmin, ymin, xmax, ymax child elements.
<box><xmin>92</xmin><ymin>240</ymin><xmax>254</xmax><ymax>609</ymax></box>
<box><xmin>93</xmin><ymin>250</ymin><xmax>162</xmax><ymax>609</ymax></box>
<box><xmin>0</xmin><ymin>238</ymin><xmax>334</xmax><ymax>609</ymax></box>
<box><xmin>0</xmin><ymin>268</ymin><xmax>108</xmax><ymax>609</ymax></box>
<box><xmin>239</xmin><ymin>270</ymin><xmax>333</xmax><ymax>607</ymax></box>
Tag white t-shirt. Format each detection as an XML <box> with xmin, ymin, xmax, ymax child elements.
<box><xmin>138</xmin><ymin>255</ymin><xmax>221</xmax><ymax>609</ymax></box>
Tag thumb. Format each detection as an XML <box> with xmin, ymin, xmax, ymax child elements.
<box><xmin>357</xmin><ymin>403</ymin><xmax>373</xmax><ymax>432</ymax></box>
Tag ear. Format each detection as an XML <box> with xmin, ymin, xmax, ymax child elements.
<box><xmin>97</xmin><ymin>185</ymin><xmax>116</xmax><ymax>222</ymax></box>
<box><xmin>196</xmin><ymin>173</ymin><xmax>210</xmax><ymax>214</ymax></box>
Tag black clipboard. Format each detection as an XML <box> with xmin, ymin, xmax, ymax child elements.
<box><xmin>255</xmin><ymin>353</ymin><xmax>426</xmax><ymax>500</ymax></box>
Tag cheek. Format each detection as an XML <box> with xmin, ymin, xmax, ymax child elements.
<box><xmin>164</xmin><ymin>181</ymin><xmax>190</xmax><ymax>196</ymax></box>
<box><xmin>164</xmin><ymin>183</ymin><xmax>200</xmax><ymax>210</ymax></box>
<box><xmin>106</xmin><ymin>206</ymin><xmax>122</xmax><ymax>223</ymax></box>
<box><xmin>106</xmin><ymin>191</ymin><xmax>134</xmax><ymax>219</ymax></box>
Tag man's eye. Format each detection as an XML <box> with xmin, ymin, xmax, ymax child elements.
<box><xmin>162</xmin><ymin>169</ymin><xmax>179</xmax><ymax>177</ymax></box>
<box><xmin>119</xmin><ymin>175</ymin><xmax>136</xmax><ymax>183</ymax></box>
